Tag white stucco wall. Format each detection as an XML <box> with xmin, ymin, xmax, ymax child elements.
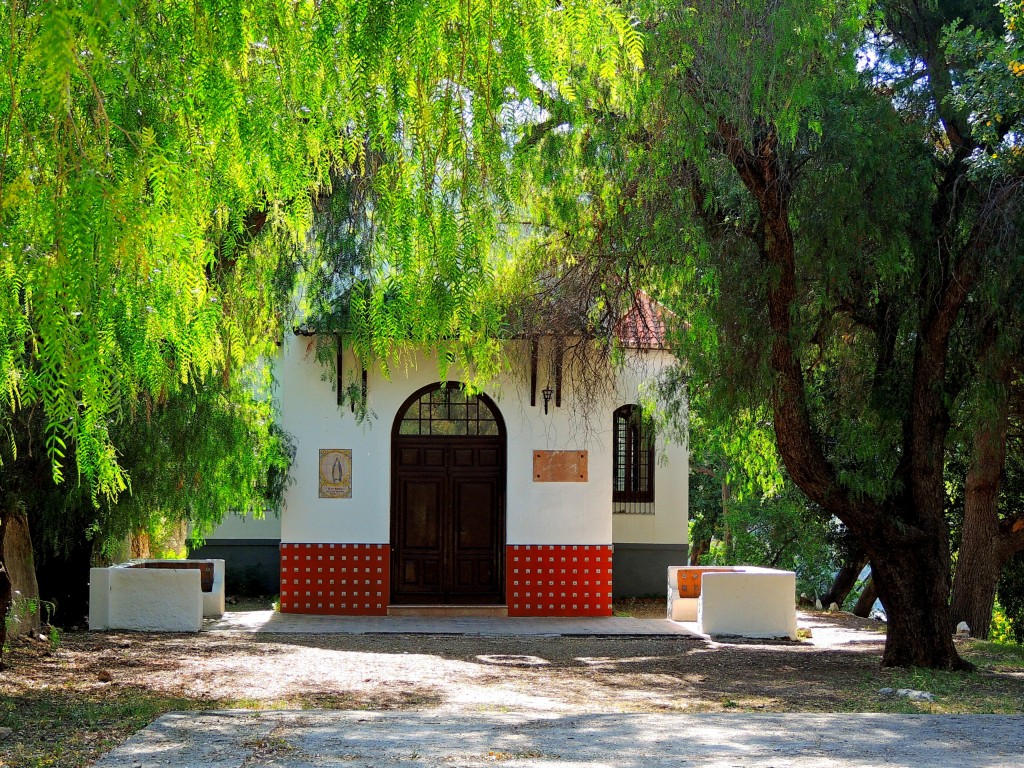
<box><xmin>204</xmin><ymin>511</ymin><xmax>282</xmax><ymax>540</ymax></box>
<box><xmin>608</xmin><ymin>354</ymin><xmax>688</xmax><ymax>547</ymax></box>
<box><xmin>276</xmin><ymin>336</ymin><xmax>688</xmax><ymax>548</ymax></box>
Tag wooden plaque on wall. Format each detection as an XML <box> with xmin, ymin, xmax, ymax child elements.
<box><xmin>533</xmin><ymin>450</ymin><xmax>588</xmax><ymax>482</ymax></box>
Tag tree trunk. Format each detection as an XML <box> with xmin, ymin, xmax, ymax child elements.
<box><xmin>689</xmin><ymin>538</ymin><xmax>710</xmax><ymax>566</ymax></box>
<box><xmin>950</xmin><ymin>456</ymin><xmax>1010</xmax><ymax>640</ymax></box>
<box><xmin>951</xmin><ymin>535</ymin><xmax>1005</xmax><ymax>639</ymax></box>
<box><xmin>950</xmin><ymin>359</ymin><xmax>1018</xmax><ymax>639</ymax></box>
<box><xmin>0</xmin><ymin>511</ymin><xmax>11</xmax><ymax>670</ymax></box>
<box><xmin>718</xmin><ymin>116</ymin><xmax>970</xmax><ymax>669</ymax></box>
<box><xmin>853</xmin><ymin>574</ymin><xmax>877</xmax><ymax>618</ymax></box>
<box><xmin>721</xmin><ymin>481</ymin><xmax>731</xmax><ymax>560</ymax></box>
<box><xmin>867</xmin><ymin>533</ymin><xmax>968</xmax><ymax>669</ymax></box>
<box><xmin>0</xmin><ymin>503</ymin><xmax>41</xmax><ymax>645</ymax></box>
<box><xmin>821</xmin><ymin>548</ymin><xmax>868</xmax><ymax>610</ymax></box>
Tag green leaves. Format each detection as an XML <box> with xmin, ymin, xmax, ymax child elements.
<box><xmin>943</xmin><ymin>2</ymin><xmax>1024</xmax><ymax>175</ymax></box>
<box><xmin>0</xmin><ymin>0</ymin><xmax>636</xmax><ymax>502</ymax></box>
<box><xmin>638</xmin><ymin>0</ymin><xmax>867</xmax><ymax>150</ymax></box>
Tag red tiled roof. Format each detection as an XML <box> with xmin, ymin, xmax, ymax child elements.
<box><xmin>614</xmin><ymin>291</ymin><xmax>674</xmax><ymax>349</ymax></box>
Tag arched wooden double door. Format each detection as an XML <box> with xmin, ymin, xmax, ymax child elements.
<box><xmin>390</xmin><ymin>383</ymin><xmax>506</xmax><ymax>605</ymax></box>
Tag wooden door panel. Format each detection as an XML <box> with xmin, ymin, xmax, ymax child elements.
<box><xmin>454</xmin><ymin>479</ymin><xmax>495</xmax><ymax>550</ymax></box>
<box><xmin>402</xmin><ymin>480</ymin><xmax>441</xmax><ymax>549</ymax></box>
<box><xmin>451</xmin><ymin>557</ymin><xmax>500</xmax><ymax>591</ymax></box>
<box><xmin>477</xmin><ymin>558</ymin><xmax>496</xmax><ymax>592</ymax></box>
<box><xmin>401</xmin><ymin>557</ymin><xmax>443</xmax><ymax>588</ymax></box>
<box><xmin>392</xmin><ymin>438</ymin><xmax>504</xmax><ymax>604</ymax></box>
<box><xmin>451</xmin><ymin>473</ymin><xmax>501</xmax><ymax>597</ymax></box>
<box><xmin>456</xmin><ymin>559</ymin><xmax>474</xmax><ymax>587</ymax></box>
<box><xmin>395</xmin><ymin>476</ymin><xmax>444</xmax><ymax>595</ymax></box>
<box><xmin>453</xmin><ymin>448</ymin><xmax>475</xmax><ymax>467</ymax></box>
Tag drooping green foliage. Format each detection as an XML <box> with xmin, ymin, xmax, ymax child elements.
<box><xmin>0</xmin><ymin>0</ymin><xmax>642</xmax><ymax>502</ymax></box>
<box><xmin>3</xmin><ymin>371</ymin><xmax>292</xmax><ymax>559</ymax></box>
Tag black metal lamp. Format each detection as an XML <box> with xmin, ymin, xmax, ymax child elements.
<box><xmin>542</xmin><ymin>384</ymin><xmax>553</xmax><ymax>414</ymax></box>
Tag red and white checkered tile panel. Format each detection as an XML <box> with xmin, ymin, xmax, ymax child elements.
<box><xmin>506</xmin><ymin>544</ymin><xmax>613</xmax><ymax>616</ymax></box>
<box><xmin>279</xmin><ymin>543</ymin><xmax>389</xmax><ymax>615</ymax></box>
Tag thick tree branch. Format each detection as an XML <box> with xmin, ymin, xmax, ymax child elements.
<box><xmin>715</xmin><ymin>116</ymin><xmax>881</xmax><ymax>532</ymax></box>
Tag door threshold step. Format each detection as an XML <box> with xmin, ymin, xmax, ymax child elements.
<box><xmin>387</xmin><ymin>605</ymin><xmax>509</xmax><ymax>618</ymax></box>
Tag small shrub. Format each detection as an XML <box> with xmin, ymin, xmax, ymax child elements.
<box><xmin>990</xmin><ymin>602</ymin><xmax>1018</xmax><ymax>646</ymax></box>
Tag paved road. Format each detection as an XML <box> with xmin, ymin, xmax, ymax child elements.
<box><xmin>93</xmin><ymin>711</ymin><xmax>1024</xmax><ymax>767</ymax></box>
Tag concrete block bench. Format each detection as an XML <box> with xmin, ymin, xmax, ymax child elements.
<box><xmin>89</xmin><ymin>559</ymin><xmax>225</xmax><ymax>632</ymax></box>
<box><xmin>667</xmin><ymin>565</ymin><xmax>797</xmax><ymax>640</ymax></box>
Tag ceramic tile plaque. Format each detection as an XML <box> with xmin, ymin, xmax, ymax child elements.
<box><xmin>319</xmin><ymin>449</ymin><xmax>353</xmax><ymax>498</ymax></box>
<box><xmin>533</xmin><ymin>450</ymin><xmax>588</xmax><ymax>482</ymax></box>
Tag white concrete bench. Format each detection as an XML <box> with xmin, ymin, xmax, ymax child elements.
<box><xmin>89</xmin><ymin>559</ymin><xmax>225</xmax><ymax>632</ymax></box>
<box><xmin>668</xmin><ymin>565</ymin><xmax>797</xmax><ymax>640</ymax></box>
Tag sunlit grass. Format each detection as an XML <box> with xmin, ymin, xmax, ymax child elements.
<box><xmin>960</xmin><ymin>639</ymin><xmax>1024</xmax><ymax>672</ymax></box>
<box><xmin>0</xmin><ymin>690</ymin><xmax>218</xmax><ymax>768</ymax></box>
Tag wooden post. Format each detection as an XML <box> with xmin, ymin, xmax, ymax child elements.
<box><xmin>554</xmin><ymin>341</ymin><xmax>563</xmax><ymax>407</ymax></box>
<box><xmin>530</xmin><ymin>338</ymin><xmax>538</xmax><ymax>407</ymax></box>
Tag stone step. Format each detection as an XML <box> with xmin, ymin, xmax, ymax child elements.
<box><xmin>386</xmin><ymin>604</ymin><xmax>509</xmax><ymax>618</ymax></box>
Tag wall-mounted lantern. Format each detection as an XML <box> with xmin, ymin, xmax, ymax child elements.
<box><xmin>542</xmin><ymin>384</ymin><xmax>553</xmax><ymax>415</ymax></box>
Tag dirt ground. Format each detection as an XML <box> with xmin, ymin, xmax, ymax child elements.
<box><xmin>4</xmin><ymin>604</ymin><xmax>1020</xmax><ymax>713</ymax></box>
<box><xmin>2</xmin><ymin>602</ymin><xmax>1023</xmax><ymax>766</ymax></box>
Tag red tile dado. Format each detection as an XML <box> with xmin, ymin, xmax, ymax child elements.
<box><xmin>279</xmin><ymin>543</ymin><xmax>389</xmax><ymax>615</ymax></box>
<box><xmin>506</xmin><ymin>545</ymin><xmax>613</xmax><ymax>617</ymax></box>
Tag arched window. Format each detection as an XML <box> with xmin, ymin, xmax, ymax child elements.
<box><xmin>395</xmin><ymin>383</ymin><xmax>502</xmax><ymax>437</ymax></box>
<box><xmin>613</xmin><ymin>404</ymin><xmax>655</xmax><ymax>511</ymax></box>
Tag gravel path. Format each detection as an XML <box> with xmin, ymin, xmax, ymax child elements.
<box><xmin>91</xmin><ymin>710</ymin><xmax>1024</xmax><ymax>768</ymax></box>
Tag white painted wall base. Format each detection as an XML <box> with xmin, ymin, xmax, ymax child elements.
<box><xmin>670</xmin><ymin>597</ymin><xmax>699</xmax><ymax>622</ymax></box>
<box><xmin>89</xmin><ymin>559</ymin><xmax>225</xmax><ymax>632</ymax></box>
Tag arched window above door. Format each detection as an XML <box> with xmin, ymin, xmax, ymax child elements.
<box><xmin>395</xmin><ymin>383</ymin><xmax>503</xmax><ymax>437</ymax></box>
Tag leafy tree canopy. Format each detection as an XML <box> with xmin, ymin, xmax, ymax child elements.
<box><xmin>511</xmin><ymin>0</ymin><xmax>1023</xmax><ymax>667</ymax></box>
<box><xmin>0</xmin><ymin>0</ymin><xmax>641</xmax><ymax>502</ymax></box>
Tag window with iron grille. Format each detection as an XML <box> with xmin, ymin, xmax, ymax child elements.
<box><xmin>613</xmin><ymin>404</ymin><xmax>655</xmax><ymax>514</ymax></box>
<box><xmin>396</xmin><ymin>383</ymin><xmax>501</xmax><ymax>436</ymax></box>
